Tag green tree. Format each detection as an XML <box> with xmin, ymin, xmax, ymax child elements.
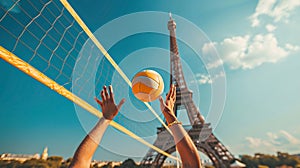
<box><xmin>277</xmin><ymin>152</ymin><xmax>299</xmax><ymax>167</ymax></box>
<box><xmin>60</xmin><ymin>158</ymin><xmax>72</xmax><ymax>168</ymax></box>
<box><xmin>256</xmin><ymin>153</ymin><xmax>279</xmax><ymax>168</ymax></box>
<box><xmin>101</xmin><ymin>162</ymin><xmax>113</xmax><ymax>168</ymax></box>
<box><xmin>118</xmin><ymin>159</ymin><xmax>138</xmax><ymax>168</ymax></box>
<box><xmin>241</xmin><ymin>155</ymin><xmax>259</xmax><ymax>168</ymax></box>
<box><xmin>0</xmin><ymin>160</ymin><xmax>22</xmax><ymax>168</ymax></box>
<box><xmin>46</xmin><ymin>156</ymin><xmax>63</xmax><ymax>168</ymax></box>
<box><xmin>20</xmin><ymin>158</ymin><xmax>49</xmax><ymax>168</ymax></box>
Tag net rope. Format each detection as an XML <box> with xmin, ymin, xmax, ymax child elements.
<box><xmin>0</xmin><ymin>0</ymin><xmax>179</xmax><ymax>162</ymax></box>
<box><xmin>60</xmin><ymin>0</ymin><xmax>171</xmax><ymax>135</ymax></box>
<box><xmin>0</xmin><ymin>0</ymin><xmax>86</xmax><ymax>88</ymax></box>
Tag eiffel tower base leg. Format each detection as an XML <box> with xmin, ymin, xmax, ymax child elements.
<box><xmin>141</xmin><ymin>124</ymin><xmax>234</xmax><ymax>167</ymax></box>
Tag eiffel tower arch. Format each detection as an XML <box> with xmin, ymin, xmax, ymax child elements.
<box><xmin>140</xmin><ymin>14</ymin><xmax>235</xmax><ymax>168</ymax></box>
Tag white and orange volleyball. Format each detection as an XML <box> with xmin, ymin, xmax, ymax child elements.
<box><xmin>131</xmin><ymin>70</ymin><xmax>164</xmax><ymax>102</ymax></box>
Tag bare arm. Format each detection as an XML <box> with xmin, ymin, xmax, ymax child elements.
<box><xmin>69</xmin><ymin>118</ymin><xmax>110</xmax><ymax>168</ymax></box>
<box><xmin>69</xmin><ymin>85</ymin><xmax>125</xmax><ymax>168</ymax></box>
<box><xmin>159</xmin><ymin>85</ymin><xmax>202</xmax><ymax>168</ymax></box>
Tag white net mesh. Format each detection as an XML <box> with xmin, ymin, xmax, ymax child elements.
<box><xmin>0</xmin><ymin>0</ymin><xmax>176</xmax><ymax>161</ymax></box>
<box><xmin>0</xmin><ymin>0</ymin><xmax>88</xmax><ymax>89</ymax></box>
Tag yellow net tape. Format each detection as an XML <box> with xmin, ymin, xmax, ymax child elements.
<box><xmin>59</xmin><ymin>0</ymin><xmax>172</xmax><ymax>135</ymax></box>
<box><xmin>0</xmin><ymin>46</ymin><xmax>180</xmax><ymax>162</ymax></box>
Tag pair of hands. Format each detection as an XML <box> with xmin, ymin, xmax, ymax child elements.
<box><xmin>95</xmin><ymin>85</ymin><xmax>177</xmax><ymax>122</ymax></box>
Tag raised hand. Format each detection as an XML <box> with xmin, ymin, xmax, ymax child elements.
<box><xmin>159</xmin><ymin>84</ymin><xmax>177</xmax><ymax>124</ymax></box>
<box><xmin>95</xmin><ymin>85</ymin><xmax>125</xmax><ymax>120</ymax></box>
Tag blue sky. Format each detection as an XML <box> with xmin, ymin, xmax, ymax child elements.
<box><xmin>0</xmin><ymin>0</ymin><xmax>300</xmax><ymax>162</ymax></box>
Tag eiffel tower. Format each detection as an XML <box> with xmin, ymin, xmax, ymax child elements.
<box><xmin>140</xmin><ymin>14</ymin><xmax>235</xmax><ymax>168</ymax></box>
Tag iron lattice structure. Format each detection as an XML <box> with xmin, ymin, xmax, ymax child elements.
<box><xmin>140</xmin><ymin>16</ymin><xmax>235</xmax><ymax>168</ymax></box>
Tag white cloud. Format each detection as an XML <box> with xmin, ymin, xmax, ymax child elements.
<box><xmin>250</xmin><ymin>0</ymin><xmax>277</xmax><ymax>27</ymax></box>
<box><xmin>272</xmin><ymin>0</ymin><xmax>300</xmax><ymax>22</ymax></box>
<box><xmin>202</xmin><ymin>43</ymin><xmax>224</xmax><ymax>69</ymax></box>
<box><xmin>203</xmin><ymin>0</ymin><xmax>300</xmax><ymax>71</ymax></box>
<box><xmin>242</xmin><ymin>130</ymin><xmax>300</xmax><ymax>154</ymax></box>
<box><xmin>266</xmin><ymin>130</ymin><xmax>300</xmax><ymax>146</ymax></box>
<box><xmin>216</xmin><ymin>35</ymin><xmax>250</xmax><ymax>69</ymax></box>
<box><xmin>206</xmin><ymin>60</ymin><xmax>224</xmax><ymax>69</ymax></box>
<box><xmin>265</xmin><ymin>24</ymin><xmax>277</xmax><ymax>32</ymax></box>
<box><xmin>285</xmin><ymin>43</ymin><xmax>300</xmax><ymax>51</ymax></box>
<box><xmin>191</xmin><ymin>71</ymin><xmax>225</xmax><ymax>85</ymax></box>
<box><xmin>245</xmin><ymin>137</ymin><xmax>273</xmax><ymax>148</ymax></box>
<box><xmin>250</xmin><ymin>0</ymin><xmax>300</xmax><ymax>27</ymax></box>
<box><xmin>193</xmin><ymin>74</ymin><xmax>212</xmax><ymax>85</ymax></box>
<box><xmin>267</xmin><ymin>132</ymin><xmax>281</xmax><ymax>145</ymax></box>
<box><xmin>202</xmin><ymin>42</ymin><xmax>216</xmax><ymax>54</ymax></box>
<box><xmin>204</xmin><ymin>33</ymin><xmax>299</xmax><ymax>70</ymax></box>
<box><xmin>279</xmin><ymin>130</ymin><xmax>300</xmax><ymax>145</ymax></box>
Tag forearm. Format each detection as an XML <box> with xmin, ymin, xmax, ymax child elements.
<box><xmin>69</xmin><ymin>118</ymin><xmax>110</xmax><ymax>168</ymax></box>
<box><xmin>170</xmin><ymin>124</ymin><xmax>202</xmax><ymax>168</ymax></box>
<box><xmin>159</xmin><ymin>86</ymin><xmax>201</xmax><ymax>167</ymax></box>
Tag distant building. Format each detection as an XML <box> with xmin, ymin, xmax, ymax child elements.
<box><xmin>292</xmin><ymin>153</ymin><xmax>300</xmax><ymax>159</ymax></box>
<box><xmin>0</xmin><ymin>146</ymin><xmax>48</xmax><ymax>162</ymax></box>
<box><xmin>41</xmin><ymin>147</ymin><xmax>48</xmax><ymax>160</ymax></box>
<box><xmin>0</xmin><ymin>153</ymin><xmax>40</xmax><ymax>162</ymax></box>
<box><xmin>230</xmin><ymin>160</ymin><xmax>246</xmax><ymax>168</ymax></box>
<box><xmin>91</xmin><ymin>160</ymin><xmax>121</xmax><ymax>167</ymax></box>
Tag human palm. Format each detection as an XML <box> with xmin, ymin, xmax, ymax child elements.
<box><xmin>159</xmin><ymin>85</ymin><xmax>177</xmax><ymax>124</ymax></box>
<box><xmin>95</xmin><ymin>85</ymin><xmax>125</xmax><ymax>120</ymax></box>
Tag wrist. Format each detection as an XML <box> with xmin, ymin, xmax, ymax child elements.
<box><xmin>99</xmin><ymin>117</ymin><xmax>112</xmax><ymax>124</ymax></box>
<box><xmin>168</xmin><ymin>120</ymin><xmax>182</xmax><ymax>127</ymax></box>
<box><xmin>165</xmin><ymin>115</ymin><xmax>177</xmax><ymax>125</ymax></box>
<box><xmin>103</xmin><ymin>114</ymin><xmax>114</xmax><ymax>121</ymax></box>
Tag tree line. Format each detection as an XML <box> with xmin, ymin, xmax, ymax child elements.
<box><xmin>1</xmin><ymin>152</ymin><xmax>299</xmax><ymax>168</ymax></box>
<box><xmin>240</xmin><ymin>152</ymin><xmax>300</xmax><ymax>168</ymax></box>
<box><xmin>0</xmin><ymin>157</ymin><xmax>159</xmax><ymax>168</ymax></box>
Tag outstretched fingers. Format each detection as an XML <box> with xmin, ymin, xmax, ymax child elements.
<box><xmin>103</xmin><ymin>86</ymin><xmax>109</xmax><ymax>100</ymax></box>
<box><xmin>166</xmin><ymin>85</ymin><xmax>172</xmax><ymax>100</ymax></box>
<box><xmin>170</xmin><ymin>84</ymin><xmax>176</xmax><ymax>100</ymax></box>
<box><xmin>166</xmin><ymin>84</ymin><xmax>176</xmax><ymax>101</ymax></box>
<box><xmin>159</xmin><ymin>96</ymin><xmax>168</xmax><ymax>114</ymax></box>
<box><xmin>159</xmin><ymin>96</ymin><xmax>166</xmax><ymax>107</ymax></box>
<box><xmin>101</xmin><ymin>89</ymin><xmax>106</xmax><ymax>101</ymax></box>
<box><xmin>94</xmin><ymin>97</ymin><xmax>103</xmax><ymax>108</ymax></box>
<box><xmin>109</xmin><ymin>85</ymin><xmax>114</xmax><ymax>101</ymax></box>
<box><xmin>100</xmin><ymin>85</ymin><xmax>115</xmax><ymax>103</ymax></box>
<box><xmin>117</xmin><ymin>98</ymin><xmax>125</xmax><ymax>109</ymax></box>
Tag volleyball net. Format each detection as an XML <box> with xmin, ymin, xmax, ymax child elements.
<box><xmin>0</xmin><ymin>0</ymin><xmax>179</xmax><ymax>162</ymax></box>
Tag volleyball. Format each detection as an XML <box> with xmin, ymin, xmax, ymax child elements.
<box><xmin>132</xmin><ymin>70</ymin><xmax>164</xmax><ymax>102</ymax></box>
